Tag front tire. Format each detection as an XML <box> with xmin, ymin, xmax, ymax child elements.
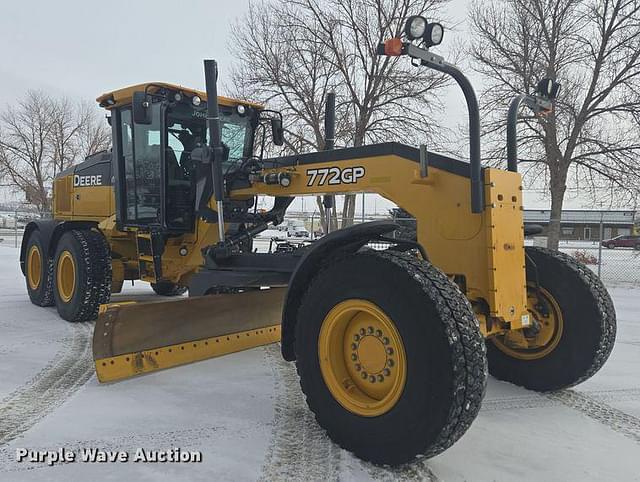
<box><xmin>487</xmin><ymin>247</ymin><xmax>616</xmax><ymax>391</ymax></box>
<box><xmin>295</xmin><ymin>250</ymin><xmax>487</xmax><ymax>466</ymax></box>
<box><xmin>53</xmin><ymin>229</ymin><xmax>112</xmax><ymax>322</ymax></box>
<box><xmin>24</xmin><ymin>230</ymin><xmax>54</xmax><ymax>307</ymax></box>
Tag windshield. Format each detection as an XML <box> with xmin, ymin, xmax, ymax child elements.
<box><xmin>166</xmin><ymin>103</ymin><xmax>253</xmax><ymax>174</ymax></box>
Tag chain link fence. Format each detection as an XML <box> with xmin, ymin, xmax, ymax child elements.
<box><xmin>275</xmin><ymin>210</ymin><xmax>640</xmax><ymax>288</ymax></box>
<box><xmin>541</xmin><ymin>239</ymin><xmax>640</xmax><ymax>287</ymax></box>
<box><xmin>0</xmin><ymin>211</ymin><xmax>40</xmax><ymax>249</ymax></box>
<box><xmin>4</xmin><ymin>209</ymin><xmax>637</xmax><ymax>287</ymax></box>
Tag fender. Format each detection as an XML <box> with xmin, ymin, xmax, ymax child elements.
<box><xmin>20</xmin><ymin>219</ymin><xmax>99</xmax><ymax>274</ymax></box>
<box><xmin>281</xmin><ymin>220</ymin><xmax>399</xmax><ymax>361</ymax></box>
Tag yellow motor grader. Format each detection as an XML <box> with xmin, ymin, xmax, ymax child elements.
<box><xmin>20</xmin><ymin>16</ymin><xmax>616</xmax><ymax>466</ymax></box>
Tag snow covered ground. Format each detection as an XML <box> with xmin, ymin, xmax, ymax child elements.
<box><xmin>0</xmin><ymin>244</ymin><xmax>638</xmax><ymax>481</ymax></box>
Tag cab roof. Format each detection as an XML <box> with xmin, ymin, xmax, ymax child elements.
<box><xmin>96</xmin><ymin>82</ymin><xmax>263</xmax><ymax>110</ymax></box>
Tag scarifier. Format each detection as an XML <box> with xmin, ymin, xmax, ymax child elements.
<box><xmin>20</xmin><ymin>16</ymin><xmax>616</xmax><ymax>465</ymax></box>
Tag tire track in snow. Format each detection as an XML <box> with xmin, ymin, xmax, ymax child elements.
<box><xmin>259</xmin><ymin>344</ymin><xmax>341</xmax><ymax>481</ymax></box>
<box><xmin>259</xmin><ymin>344</ymin><xmax>440</xmax><ymax>481</ymax></box>
<box><xmin>0</xmin><ymin>322</ymin><xmax>94</xmax><ymax>446</ymax></box>
<box><xmin>481</xmin><ymin>387</ymin><xmax>640</xmax><ymax>412</ymax></box>
<box><xmin>0</xmin><ymin>425</ymin><xmax>222</xmax><ymax>473</ymax></box>
<box><xmin>548</xmin><ymin>389</ymin><xmax>640</xmax><ymax>444</ymax></box>
<box><xmin>364</xmin><ymin>458</ymin><xmax>440</xmax><ymax>481</ymax></box>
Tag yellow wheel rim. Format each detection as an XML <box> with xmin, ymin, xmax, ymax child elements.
<box><xmin>318</xmin><ymin>299</ymin><xmax>407</xmax><ymax>417</ymax></box>
<box><xmin>27</xmin><ymin>245</ymin><xmax>42</xmax><ymax>291</ymax></box>
<box><xmin>492</xmin><ymin>285</ymin><xmax>564</xmax><ymax>360</ymax></box>
<box><xmin>56</xmin><ymin>250</ymin><xmax>76</xmax><ymax>303</ymax></box>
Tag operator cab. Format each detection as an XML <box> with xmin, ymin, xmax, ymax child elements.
<box><xmin>97</xmin><ymin>83</ymin><xmax>263</xmax><ymax>233</ymax></box>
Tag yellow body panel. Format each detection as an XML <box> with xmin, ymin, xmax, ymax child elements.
<box><xmin>231</xmin><ymin>156</ymin><xmax>528</xmax><ymax>327</ymax></box>
<box><xmin>52</xmin><ymin>148</ymin><xmax>528</xmax><ymax>332</ymax></box>
<box><xmin>72</xmin><ymin>185</ymin><xmax>113</xmax><ymax>219</ymax></box>
<box><xmin>96</xmin><ymin>82</ymin><xmax>263</xmax><ymax>110</ymax></box>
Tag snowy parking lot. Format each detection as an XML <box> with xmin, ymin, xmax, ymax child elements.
<box><xmin>0</xmin><ymin>244</ymin><xmax>638</xmax><ymax>481</ymax></box>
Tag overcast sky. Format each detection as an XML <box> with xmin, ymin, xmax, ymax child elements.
<box><xmin>0</xmin><ymin>0</ymin><xmax>613</xmax><ymax>211</ymax></box>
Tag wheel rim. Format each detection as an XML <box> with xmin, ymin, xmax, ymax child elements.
<box><xmin>57</xmin><ymin>250</ymin><xmax>76</xmax><ymax>303</ymax></box>
<box><xmin>492</xmin><ymin>285</ymin><xmax>564</xmax><ymax>360</ymax></box>
<box><xmin>27</xmin><ymin>245</ymin><xmax>42</xmax><ymax>290</ymax></box>
<box><xmin>318</xmin><ymin>299</ymin><xmax>407</xmax><ymax>417</ymax></box>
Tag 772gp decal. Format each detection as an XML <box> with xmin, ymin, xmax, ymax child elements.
<box><xmin>306</xmin><ymin>166</ymin><xmax>365</xmax><ymax>187</ymax></box>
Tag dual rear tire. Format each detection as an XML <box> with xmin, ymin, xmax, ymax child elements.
<box><xmin>24</xmin><ymin>229</ymin><xmax>112</xmax><ymax>322</ymax></box>
<box><xmin>25</xmin><ymin>231</ymin><xmax>54</xmax><ymax>307</ymax></box>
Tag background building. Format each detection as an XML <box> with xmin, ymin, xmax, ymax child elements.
<box><xmin>524</xmin><ymin>210</ymin><xmax>637</xmax><ymax>241</ymax></box>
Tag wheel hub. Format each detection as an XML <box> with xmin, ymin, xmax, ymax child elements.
<box><xmin>27</xmin><ymin>245</ymin><xmax>42</xmax><ymax>291</ymax></box>
<box><xmin>492</xmin><ymin>285</ymin><xmax>564</xmax><ymax>360</ymax></box>
<box><xmin>57</xmin><ymin>250</ymin><xmax>76</xmax><ymax>303</ymax></box>
<box><xmin>319</xmin><ymin>299</ymin><xmax>406</xmax><ymax>417</ymax></box>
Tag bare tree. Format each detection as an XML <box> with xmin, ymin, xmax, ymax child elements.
<box><xmin>0</xmin><ymin>91</ymin><xmax>112</xmax><ymax>212</ymax></box>
<box><xmin>76</xmin><ymin>101</ymin><xmax>111</xmax><ymax>160</ymax></box>
<box><xmin>231</xmin><ymin>0</ymin><xmax>450</xmax><ymax>230</ymax></box>
<box><xmin>469</xmin><ymin>0</ymin><xmax>640</xmax><ymax>249</ymax></box>
<box><xmin>0</xmin><ymin>91</ymin><xmax>54</xmax><ymax>211</ymax></box>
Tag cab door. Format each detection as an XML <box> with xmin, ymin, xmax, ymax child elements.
<box><xmin>113</xmin><ymin>102</ymin><xmax>165</xmax><ymax>228</ymax></box>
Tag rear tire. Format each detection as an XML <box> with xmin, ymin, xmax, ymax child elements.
<box><xmin>151</xmin><ymin>280</ymin><xmax>187</xmax><ymax>296</ymax></box>
<box><xmin>53</xmin><ymin>229</ymin><xmax>112</xmax><ymax>322</ymax></box>
<box><xmin>295</xmin><ymin>250</ymin><xmax>487</xmax><ymax>466</ymax></box>
<box><xmin>24</xmin><ymin>230</ymin><xmax>54</xmax><ymax>307</ymax></box>
<box><xmin>487</xmin><ymin>247</ymin><xmax>616</xmax><ymax>391</ymax></box>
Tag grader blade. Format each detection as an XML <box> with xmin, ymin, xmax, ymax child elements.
<box><xmin>93</xmin><ymin>288</ymin><xmax>285</xmax><ymax>382</ymax></box>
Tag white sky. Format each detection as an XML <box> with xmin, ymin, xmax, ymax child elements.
<box><xmin>0</xmin><ymin>0</ymin><xmax>628</xmax><ymax>212</ymax></box>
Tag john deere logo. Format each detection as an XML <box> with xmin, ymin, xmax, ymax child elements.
<box><xmin>74</xmin><ymin>174</ymin><xmax>103</xmax><ymax>187</ymax></box>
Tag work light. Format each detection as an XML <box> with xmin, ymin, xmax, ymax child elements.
<box><xmin>192</xmin><ymin>95</ymin><xmax>202</xmax><ymax>106</ymax></box>
<box><xmin>424</xmin><ymin>22</ymin><xmax>444</xmax><ymax>47</ymax></box>
<box><xmin>237</xmin><ymin>105</ymin><xmax>246</xmax><ymax>116</ymax></box>
<box><xmin>404</xmin><ymin>16</ymin><xmax>427</xmax><ymax>41</ymax></box>
<box><xmin>536</xmin><ymin>78</ymin><xmax>561</xmax><ymax>99</ymax></box>
<box><xmin>536</xmin><ymin>78</ymin><xmax>553</xmax><ymax>97</ymax></box>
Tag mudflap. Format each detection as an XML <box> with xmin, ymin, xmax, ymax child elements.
<box><xmin>93</xmin><ymin>288</ymin><xmax>285</xmax><ymax>382</ymax></box>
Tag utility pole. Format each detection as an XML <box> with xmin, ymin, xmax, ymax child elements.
<box><xmin>14</xmin><ymin>208</ymin><xmax>18</xmax><ymax>248</ymax></box>
<box><xmin>597</xmin><ymin>211</ymin><xmax>604</xmax><ymax>278</ymax></box>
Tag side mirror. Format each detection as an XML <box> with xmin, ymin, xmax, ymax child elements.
<box><xmin>132</xmin><ymin>91</ymin><xmax>152</xmax><ymax>125</ymax></box>
<box><xmin>271</xmin><ymin>118</ymin><xmax>285</xmax><ymax>146</ymax></box>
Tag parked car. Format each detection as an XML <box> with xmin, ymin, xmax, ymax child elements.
<box><xmin>601</xmin><ymin>235</ymin><xmax>640</xmax><ymax>249</ymax></box>
<box><xmin>291</xmin><ymin>227</ymin><xmax>310</xmax><ymax>238</ymax></box>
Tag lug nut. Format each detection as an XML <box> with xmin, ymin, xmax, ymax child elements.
<box><xmin>369</xmin><ymin>375</ymin><xmax>376</xmax><ymax>383</ymax></box>
<box><xmin>361</xmin><ymin>371</ymin><xmax>368</xmax><ymax>379</ymax></box>
<box><xmin>355</xmin><ymin>363</ymin><xmax>362</xmax><ymax>371</ymax></box>
<box><xmin>353</xmin><ymin>334</ymin><xmax>360</xmax><ymax>341</ymax></box>
<box><xmin>359</xmin><ymin>328</ymin><xmax>366</xmax><ymax>335</ymax></box>
<box><xmin>382</xmin><ymin>337</ymin><xmax>389</xmax><ymax>345</ymax></box>
<box><xmin>383</xmin><ymin>368</ymin><xmax>391</xmax><ymax>376</ymax></box>
<box><xmin>386</xmin><ymin>347</ymin><xmax>394</xmax><ymax>355</ymax></box>
<box><xmin>387</xmin><ymin>359</ymin><xmax>395</xmax><ymax>367</ymax></box>
<box><xmin>377</xmin><ymin>374</ymin><xmax>384</xmax><ymax>382</ymax></box>
<box><xmin>375</xmin><ymin>329</ymin><xmax>382</xmax><ymax>337</ymax></box>
<box><xmin>351</xmin><ymin>343</ymin><xmax>357</xmax><ymax>350</ymax></box>
<box><xmin>368</xmin><ymin>326</ymin><xmax>374</xmax><ymax>334</ymax></box>
<box><xmin>351</xmin><ymin>353</ymin><xmax>357</xmax><ymax>361</ymax></box>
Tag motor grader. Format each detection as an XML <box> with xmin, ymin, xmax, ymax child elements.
<box><xmin>20</xmin><ymin>16</ymin><xmax>616</xmax><ymax>466</ymax></box>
